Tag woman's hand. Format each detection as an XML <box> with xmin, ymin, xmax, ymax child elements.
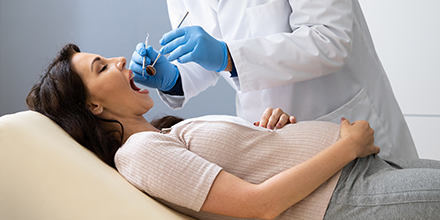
<box><xmin>340</xmin><ymin>118</ymin><xmax>380</xmax><ymax>158</ymax></box>
<box><xmin>254</xmin><ymin>108</ymin><xmax>296</xmax><ymax>130</ymax></box>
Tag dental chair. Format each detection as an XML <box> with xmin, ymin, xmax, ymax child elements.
<box><xmin>0</xmin><ymin>110</ymin><xmax>195</xmax><ymax>220</ymax></box>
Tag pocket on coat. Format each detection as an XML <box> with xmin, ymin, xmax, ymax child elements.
<box><xmin>245</xmin><ymin>0</ymin><xmax>292</xmax><ymax>37</ymax></box>
<box><xmin>315</xmin><ymin>88</ymin><xmax>393</xmax><ymax>158</ymax></box>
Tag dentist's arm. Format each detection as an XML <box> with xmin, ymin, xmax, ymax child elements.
<box><xmin>201</xmin><ymin>118</ymin><xmax>380</xmax><ymax>219</ymax></box>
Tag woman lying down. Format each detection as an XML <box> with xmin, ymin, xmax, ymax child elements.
<box><xmin>26</xmin><ymin>44</ymin><xmax>440</xmax><ymax>220</ymax></box>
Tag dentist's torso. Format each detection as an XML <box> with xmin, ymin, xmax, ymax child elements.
<box><xmin>164</xmin><ymin>0</ymin><xmax>418</xmax><ymax>159</ymax></box>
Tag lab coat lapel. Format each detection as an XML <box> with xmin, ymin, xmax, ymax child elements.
<box><xmin>206</xmin><ymin>0</ymin><xmax>218</xmax><ymax>11</ymax></box>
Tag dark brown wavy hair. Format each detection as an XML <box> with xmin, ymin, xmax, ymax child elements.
<box><xmin>26</xmin><ymin>44</ymin><xmax>182</xmax><ymax>168</ymax></box>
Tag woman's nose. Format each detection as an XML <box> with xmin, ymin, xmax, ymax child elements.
<box><xmin>115</xmin><ymin>57</ymin><xmax>127</xmax><ymax>70</ymax></box>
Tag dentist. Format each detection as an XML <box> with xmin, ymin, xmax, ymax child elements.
<box><xmin>130</xmin><ymin>0</ymin><xmax>418</xmax><ymax>159</ymax></box>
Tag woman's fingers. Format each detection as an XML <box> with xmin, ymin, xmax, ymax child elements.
<box><xmin>257</xmin><ymin>108</ymin><xmax>273</xmax><ymax>129</ymax></box>
<box><xmin>256</xmin><ymin>108</ymin><xmax>297</xmax><ymax>130</ymax></box>
<box><xmin>289</xmin><ymin>115</ymin><xmax>297</xmax><ymax>125</ymax></box>
<box><xmin>267</xmin><ymin>108</ymin><xmax>285</xmax><ymax>129</ymax></box>
<box><xmin>374</xmin><ymin>145</ymin><xmax>381</xmax><ymax>155</ymax></box>
<box><xmin>340</xmin><ymin>117</ymin><xmax>380</xmax><ymax>158</ymax></box>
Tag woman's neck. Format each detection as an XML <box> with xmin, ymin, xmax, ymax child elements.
<box><xmin>119</xmin><ymin>116</ymin><xmax>159</xmax><ymax>144</ymax></box>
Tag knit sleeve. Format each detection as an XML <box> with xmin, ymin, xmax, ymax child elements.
<box><xmin>114</xmin><ymin>132</ymin><xmax>222</xmax><ymax>212</ymax></box>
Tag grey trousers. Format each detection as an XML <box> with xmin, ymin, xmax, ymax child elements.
<box><xmin>323</xmin><ymin>155</ymin><xmax>440</xmax><ymax>220</ymax></box>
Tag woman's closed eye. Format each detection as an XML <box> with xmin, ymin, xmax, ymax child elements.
<box><xmin>99</xmin><ymin>64</ymin><xmax>108</xmax><ymax>73</ymax></box>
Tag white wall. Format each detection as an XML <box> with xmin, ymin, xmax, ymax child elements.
<box><xmin>359</xmin><ymin>0</ymin><xmax>440</xmax><ymax>160</ymax></box>
<box><xmin>0</xmin><ymin>0</ymin><xmax>236</xmax><ymax>121</ymax></box>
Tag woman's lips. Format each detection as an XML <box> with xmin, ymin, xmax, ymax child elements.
<box><xmin>138</xmin><ymin>88</ymin><xmax>150</xmax><ymax>94</ymax></box>
<box><xmin>129</xmin><ymin>70</ymin><xmax>149</xmax><ymax>94</ymax></box>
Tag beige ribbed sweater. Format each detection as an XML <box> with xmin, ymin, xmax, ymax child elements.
<box><xmin>115</xmin><ymin>115</ymin><xmax>341</xmax><ymax>220</ymax></box>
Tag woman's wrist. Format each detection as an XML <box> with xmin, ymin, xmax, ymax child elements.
<box><xmin>335</xmin><ymin>137</ymin><xmax>360</xmax><ymax>160</ymax></box>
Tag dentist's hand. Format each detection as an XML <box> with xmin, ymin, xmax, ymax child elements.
<box><xmin>129</xmin><ymin>43</ymin><xmax>179</xmax><ymax>91</ymax></box>
<box><xmin>159</xmin><ymin>26</ymin><xmax>228</xmax><ymax>72</ymax></box>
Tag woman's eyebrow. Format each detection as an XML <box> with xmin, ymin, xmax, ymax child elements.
<box><xmin>91</xmin><ymin>57</ymin><xmax>101</xmax><ymax>72</ymax></box>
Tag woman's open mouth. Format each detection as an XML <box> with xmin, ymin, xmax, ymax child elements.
<box><xmin>130</xmin><ymin>70</ymin><xmax>149</xmax><ymax>94</ymax></box>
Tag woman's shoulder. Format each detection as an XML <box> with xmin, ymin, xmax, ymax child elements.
<box><xmin>118</xmin><ymin>131</ymin><xmax>183</xmax><ymax>155</ymax></box>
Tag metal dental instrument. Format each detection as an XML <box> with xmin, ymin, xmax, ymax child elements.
<box><xmin>151</xmin><ymin>53</ymin><xmax>161</xmax><ymax>67</ymax></box>
<box><xmin>176</xmin><ymin>11</ymin><xmax>189</xmax><ymax>29</ymax></box>
<box><xmin>142</xmin><ymin>33</ymin><xmax>149</xmax><ymax>77</ymax></box>
<box><xmin>145</xmin><ymin>11</ymin><xmax>189</xmax><ymax>76</ymax></box>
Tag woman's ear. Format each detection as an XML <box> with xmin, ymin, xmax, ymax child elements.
<box><xmin>86</xmin><ymin>101</ymin><xmax>103</xmax><ymax>115</ymax></box>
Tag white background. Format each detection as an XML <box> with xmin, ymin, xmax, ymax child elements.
<box><xmin>359</xmin><ymin>0</ymin><xmax>440</xmax><ymax>160</ymax></box>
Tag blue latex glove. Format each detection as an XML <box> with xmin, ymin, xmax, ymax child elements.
<box><xmin>129</xmin><ymin>43</ymin><xmax>179</xmax><ymax>92</ymax></box>
<box><xmin>159</xmin><ymin>26</ymin><xmax>228</xmax><ymax>72</ymax></box>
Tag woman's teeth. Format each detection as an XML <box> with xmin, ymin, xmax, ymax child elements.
<box><xmin>129</xmin><ymin>72</ymin><xmax>148</xmax><ymax>93</ymax></box>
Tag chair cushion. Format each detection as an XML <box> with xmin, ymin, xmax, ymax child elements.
<box><xmin>0</xmin><ymin>111</ymin><xmax>194</xmax><ymax>220</ymax></box>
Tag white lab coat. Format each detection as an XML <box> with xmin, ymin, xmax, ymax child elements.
<box><xmin>158</xmin><ymin>0</ymin><xmax>418</xmax><ymax>159</ymax></box>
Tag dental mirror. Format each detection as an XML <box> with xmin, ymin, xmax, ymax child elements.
<box><xmin>145</xmin><ymin>53</ymin><xmax>161</xmax><ymax>76</ymax></box>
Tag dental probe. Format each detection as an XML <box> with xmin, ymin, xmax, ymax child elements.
<box><xmin>142</xmin><ymin>33</ymin><xmax>150</xmax><ymax>77</ymax></box>
<box><xmin>176</xmin><ymin>11</ymin><xmax>189</xmax><ymax>29</ymax></box>
<box><xmin>151</xmin><ymin>11</ymin><xmax>188</xmax><ymax>66</ymax></box>
<box><xmin>146</xmin><ymin>11</ymin><xmax>189</xmax><ymax>76</ymax></box>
